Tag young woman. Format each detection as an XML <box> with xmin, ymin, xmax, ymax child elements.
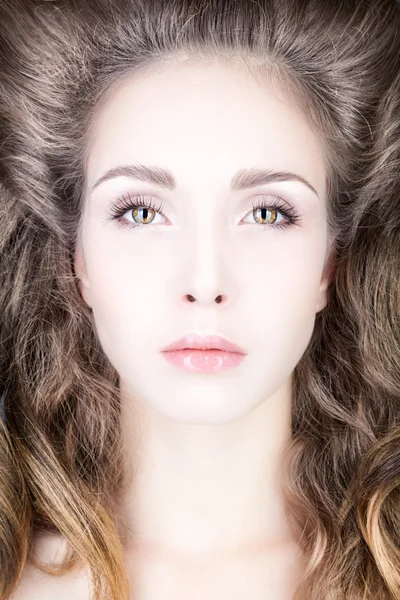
<box><xmin>1</xmin><ymin>0</ymin><xmax>399</xmax><ymax>598</ymax></box>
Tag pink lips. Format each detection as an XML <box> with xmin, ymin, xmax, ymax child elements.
<box><xmin>160</xmin><ymin>333</ymin><xmax>247</xmax><ymax>373</ymax></box>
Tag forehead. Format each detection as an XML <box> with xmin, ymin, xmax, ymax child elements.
<box><xmin>86</xmin><ymin>59</ymin><xmax>327</xmax><ymax>199</ymax></box>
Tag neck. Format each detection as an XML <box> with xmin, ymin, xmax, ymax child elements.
<box><xmin>116</xmin><ymin>376</ymin><xmax>296</xmax><ymax>562</ymax></box>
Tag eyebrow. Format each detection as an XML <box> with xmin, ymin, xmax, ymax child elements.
<box><xmin>90</xmin><ymin>164</ymin><xmax>320</xmax><ymax>198</ymax></box>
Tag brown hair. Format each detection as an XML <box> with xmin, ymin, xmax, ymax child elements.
<box><xmin>0</xmin><ymin>0</ymin><xmax>399</xmax><ymax>598</ymax></box>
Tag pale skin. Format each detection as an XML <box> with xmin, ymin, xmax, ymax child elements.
<box><xmin>13</xmin><ymin>55</ymin><xmax>335</xmax><ymax>598</ymax></box>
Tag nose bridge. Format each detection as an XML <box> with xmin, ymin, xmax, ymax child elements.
<box><xmin>183</xmin><ymin>195</ymin><xmax>229</xmax><ymax>303</ymax></box>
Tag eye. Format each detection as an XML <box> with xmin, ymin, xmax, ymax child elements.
<box><xmin>104</xmin><ymin>193</ymin><xmax>302</xmax><ymax>231</ymax></box>
<box><xmin>105</xmin><ymin>193</ymin><xmax>166</xmax><ymax>231</ymax></box>
<box><xmin>243</xmin><ymin>196</ymin><xmax>302</xmax><ymax>231</ymax></box>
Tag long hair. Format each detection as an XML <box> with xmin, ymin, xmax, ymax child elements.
<box><xmin>0</xmin><ymin>0</ymin><xmax>399</xmax><ymax>598</ymax></box>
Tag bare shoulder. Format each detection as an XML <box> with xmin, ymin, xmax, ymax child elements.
<box><xmin>10</xmin><ymin>532</ymin><xmax>92</xmax><ymax>600</ymax></box>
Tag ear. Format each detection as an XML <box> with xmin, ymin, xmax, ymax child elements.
<box><xmin>316</xmin><ymin>236</ymin><xmax>336</xmax><ymax>313</ymax></box>
<box><xmin>73</xmin><ymin>238</ymin><xmax>93</xmax><ymax>309</ymax></box>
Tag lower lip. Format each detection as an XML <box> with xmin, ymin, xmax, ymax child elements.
<box><xmin>161</xmin><ymin>349</ymin><xmax>246</xmax><ymax>372</ymax></box>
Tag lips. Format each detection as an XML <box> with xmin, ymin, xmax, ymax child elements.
<box><xmin>161</xmin><ymin>333</ymin><xmax>246</xmax><ymax>354</ymax></box>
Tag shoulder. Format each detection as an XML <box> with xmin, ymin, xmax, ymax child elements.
<box><xmin>10</xmin><ymin>560</ymin><xmax>91</xmax><ymax>600</ymax></box>
<box><xmin>10</xmin><ymin>532</ymin><xmax>92</xmax><ymax>600</ymax></box>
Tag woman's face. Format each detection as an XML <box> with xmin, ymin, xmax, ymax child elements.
<box><xmin>75</xmin><ymin>57</ymin><xmax>331</xmax><ymax>423</ymax></box>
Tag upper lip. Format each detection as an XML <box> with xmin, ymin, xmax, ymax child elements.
<box><xmin>161</xmin><ymin>333</ymin><xmax>247</xmax><ymax>354</ymax></box>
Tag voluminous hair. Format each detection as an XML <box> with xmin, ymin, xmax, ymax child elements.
<box><xmin>0</xmin><ymin>1</ymin><xmax>399</xmax><ymax>599</ymax></box>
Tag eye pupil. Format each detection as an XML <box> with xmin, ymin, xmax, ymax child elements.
<box><xmin>133</xmin><ymin>207</ymin><xmax>155</xmax><ymax>224</ymax></box>
<box><xmin>255</xmin><ymin>207</ymin><xmax>277</xmax><ymax>224</ymax></box>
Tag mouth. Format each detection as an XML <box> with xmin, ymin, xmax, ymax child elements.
<box><xmin>160</xmin><ymin>334</ymin><xmax>247</xmax><ymax>373</ymax></box>
<box><xmin>161</xmin><ymin>333</ymin><xmax>247</xmax><ymax>354</ymax></box>
<box><xmin>160</xmin><ymin>348</ymin><xmax>246</xmax><ymax>373</ymax></box>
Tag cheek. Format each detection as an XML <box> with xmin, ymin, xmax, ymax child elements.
<box><xmin>244</xmin><ymin>233</ymin><xmax>326</xmax><ymax>338</ymax></box>
<box><xmin>84</xmin><ymin>241</ymin><xmax>168</xmax><ymax>365</ymax></box>
<box><xmin>243</xmin><ymin>229</ymin><xmax>325</xmax><ymax>303</ymax></box>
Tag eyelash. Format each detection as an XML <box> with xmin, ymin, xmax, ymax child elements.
<box><xmin>105</xmin><ymin>193</ymin><xmax>302</xmax><ymax>232</ymax></box>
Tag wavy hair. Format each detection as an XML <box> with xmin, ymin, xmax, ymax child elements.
<box><xmin>0</xmin><ymin>0</ymin><xmax>399</xmax><ymax>598</ymax></box>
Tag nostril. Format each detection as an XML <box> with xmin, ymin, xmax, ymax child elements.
<box><xmin>184</xmin><ymin>294</ymin><xmax>224</xmax><ymax>303</ymax></box>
